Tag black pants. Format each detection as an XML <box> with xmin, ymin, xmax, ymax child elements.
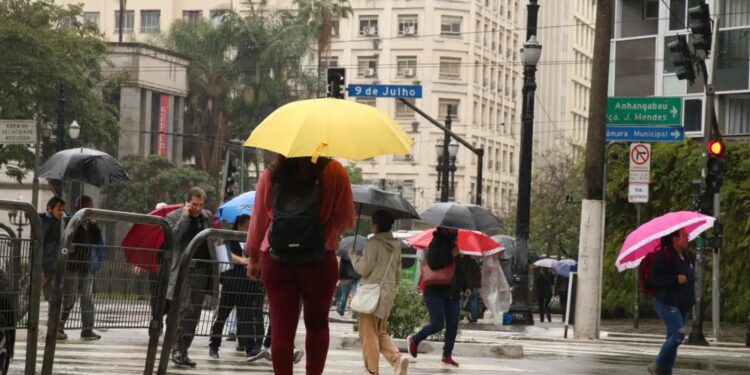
<box><xmin>559</xmin><ymin>291</ymin><xmax>568</xmax><ymax>321</ymax></box>
<box><xmin>171</xmin><ymin>264</ymin><xmax>211</xmax><ymax>354</ymax></box>
<box><xmin>537</xmin><ymin>293</ymin><xmax>551</xmax><ymax>322</ymax></box>
<box><xmin>209</xmin><ymin>268</ymin><xmax>265</xmax><ymax>350</ymax></box>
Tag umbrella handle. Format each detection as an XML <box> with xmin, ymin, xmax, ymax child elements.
<box><xmin>352</xmin><ymin>203</ymin><xmax>362</xmax><ymax>250</ymax></box>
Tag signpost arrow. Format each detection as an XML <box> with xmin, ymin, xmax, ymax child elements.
<box><xmin>605</xmin><ymin>126</ymin><xmax>684</xmax><ymax>142</ymax></box>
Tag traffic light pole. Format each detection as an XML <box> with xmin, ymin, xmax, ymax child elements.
<box><xmin>688</xmin><ymin>0</ymin><xmax>722</xmax><ymax>346</ymax></box>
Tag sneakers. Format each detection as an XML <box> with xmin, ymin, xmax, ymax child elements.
<box><xmin>441</xmin><ymin>356</ymin><xmax>459</xmax><ymax>367</ymax></box>
<box><xmin>81</xmin><ymin>329</ymin><xmax>101</xmax><ymax>341</ymax></box>
<box><xmin>263</xmin><ymin>346</ymin><xmax>272</xmax><ymax>362</ymax></box>
<box><xmin>647</xmin><ymin>362</ymin><xmax>662</xmax><ymax>375</ymax></box>
<box><xmin>406</xmin><ymin>335</ymin><xmax>418</xmax><ymax>358</ymax></box>
<box><xmin>246</xmin><ymin>346</ymin><xmax>269</xmax><ymax>363</ymax></box>
<box><xmin>394</xmin><ymin>356</ymin><xmax>409</xmax><ymax>375</ymax></box>
<box><xmin>293</xmin><ymin>349</ymin><xmax>304</xmax><ymax>364</ymax></box>
<box><xmin>208</xmin><ymin>346</ymin><xmax>220</xmax><ymax>359</ymax></box>
<box><xmin>171</xmin><ymin>351</ymin><xmax>197</xmax><ymax>367</ymax></box>
<box><xmin>57</xmin><ymin>328</ymin><xmax>68</xmax><ymax>341</ymax></box>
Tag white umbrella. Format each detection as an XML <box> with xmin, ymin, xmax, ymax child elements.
<box><xmin>533</xmin><ymin>258</ymin><xmax>558</xmax><ymax>268</ymax></box>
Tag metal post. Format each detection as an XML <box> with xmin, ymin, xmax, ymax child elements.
<box><xmin>441</xmin><ymin>106</ymin><xmax>452</xmax><ymax>202</ymax></box>
<box><xmin>449</xmin><ymin>156</ymin><xmax>457</xmax><ymax>199</ymax></box>
<box><xmin>32</xmin><ymin>116</ymin><xmax>42</xmax><ymax>210</ymax></box>
<box><xmin>118</xmin><ymin>0</ymin><xmax>125</xmax><ymax>43</ymax></box>
<box><xmin>475</xmin><ymin>148</ymin><xmax>484</xmax><ymax>205</ymax></box>
<box><xmin>634</xmin><ymin>203</ymin><xmax>641</xmax><ymax>330</ymax></box>
<box><xmin>509</xmin><ymin>0</ymin><xmax>539</xmax><ymax>325</ymax></box>
<box><xmin>712</xmin><ymin>192</ymin><xmax>721</xmax><ymax>339</ymax></box>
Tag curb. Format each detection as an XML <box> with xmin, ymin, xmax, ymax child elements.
<box><xmin>327</xmin><ymin>335</ymin><xmax>524</xmax><ymax>359</ymax></box>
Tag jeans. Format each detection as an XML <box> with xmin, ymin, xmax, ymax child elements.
<box><xmin>209</xmin><ymin>268</ymin><xmax>263</xmax><ymax>351</ymax></box>
<box><xmin>654</xmin><ymin>299</ymin><xmax>688</xmax><ymax>375</ymax></box>
<box><xmin>262</xmin><ymin>251</ymin><xmax>338</xmax><ymax>375</ymax></box>
<box><xmin>61</xmin><ymin>272</ymin><xmax>95</xmax><ymax>330</ymax></box>
<box><xmin>412</xmin><ymin>295</ymin><xmax>461</xmax><ymax>357</ymax></box>
<box><xmin>337</xmin><ymin>279</ymin><xmax>358</xmax><ymax>315</ymax></box>
<box><xmin>461</xmin><ymin>288</ymin><xmax>479</xmax><ymax>322</ymax></box>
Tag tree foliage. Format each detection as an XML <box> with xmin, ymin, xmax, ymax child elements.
<box><xmin>103</xmin><ymin>155</ymin><xmax>218</xmax><ymax>213</ymax></box>
<box><xmin>344</xmin><ymin>162</ymin><xmax>364</xmax><ymax>185</ymax></box>
<box><xmin>0</xmin><ymin>0</ymin><xmax>119</xmax><ymax>181</ymax></box>
<box><xmin>601</xmin><ymin>140</ymin><xmax>750</xmax><ymax>322</ymax></box>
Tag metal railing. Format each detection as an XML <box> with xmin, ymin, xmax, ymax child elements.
<box><xmin>41</xmin><ymin>208</ymin><xmax>174</xmax><ymax>375</ymax></box>
<box><xmin>0</xmin><ymin>200</ymin><xmax>42</xmax><ymax>375</ymax></box>
<box><xmin>157</xmin><ymin>228</ymin><xmax>247</xmax><ymax>375</ymax></box>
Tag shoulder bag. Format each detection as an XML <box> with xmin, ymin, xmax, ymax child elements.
<box><xmin>350</xmin><ymin>252</ymin><xmax>395</xmax><ymax>314</ymax></box>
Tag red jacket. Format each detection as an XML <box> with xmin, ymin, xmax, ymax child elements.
<box><xmin>246</xmin><ymin>160</ymin><xmax>356</xmax><ymax>263</ymax></box>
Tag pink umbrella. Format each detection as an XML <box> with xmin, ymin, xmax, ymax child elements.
<box><xmin>404</xmin><ymin>229</ymin><xmax>504</xmax><ymax>256</ymax></box>
<box><xmin>615</xmin><ymin>211</ymin><xmax>715</xmax><ymax>272</ymax></box>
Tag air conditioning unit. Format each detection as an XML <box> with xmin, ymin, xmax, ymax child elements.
<box><xmin>403</xmin><ymin>68</ymin><xmax>416</xmax><ymax>77</ymax></box>
<box><xmin>365</xmin><ymin>68</ymin><xmax>377</xmax><ymax>77</ymax></box>
<box><xmin>365</xmin><ymin>27</ymin><xmax>377</xmax><ymax>36</ymax></box>
<box><xmin>404</xmin><ymin>26</ymin><xmax>416</xmax><ymax>35</ymax></box>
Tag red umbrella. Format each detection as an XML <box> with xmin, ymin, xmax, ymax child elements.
<box><xmin>122</xmin><ymin>204</ymin><xmax>221</xmax><ymax>273</ymax></box>
<box><xmin>404</xmin><ymin>228</ymin><xmax>504</xmax><ymax>256</ymax></box>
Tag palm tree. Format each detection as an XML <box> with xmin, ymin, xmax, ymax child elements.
<box><xmin>293</xmin><ymin>0</ymin><xmax>353</xmax><ymax>87</ymax></box>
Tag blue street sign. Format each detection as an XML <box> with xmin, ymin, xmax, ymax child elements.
<box><xmin>606</xmin><ymin>126</ymin><xmax>685</xmax><ymax>142</ymax></box>
<box><xmin>347</xmin><ymin>84</ymin><xmax>422</xmax><ymax>98</ymax></box>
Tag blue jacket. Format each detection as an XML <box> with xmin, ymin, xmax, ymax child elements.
<box><xmin>648</xmin><ymin>248</ymin><xmax>696</xmax><ymax>311</ymax></box>
<box><xmin>40</xmin><ymin>213</ymin><xmax>62</xmax><ymax>276</ymax></box>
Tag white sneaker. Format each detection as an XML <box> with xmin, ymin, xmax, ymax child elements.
<box><xmin>394</xmin><ymin>357</ymin><xmax>409</xmax><ymax>375</ymax></box>
<box><xmin>293</xmin><ymin>349</ymin><xmax>304</xmax><ymax>364</ymax></box>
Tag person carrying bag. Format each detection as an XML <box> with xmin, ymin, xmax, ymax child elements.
<box><xmin>349</xmin><ymin>210</ymin><xmax>409</xmax><ymax>375</ymax></box>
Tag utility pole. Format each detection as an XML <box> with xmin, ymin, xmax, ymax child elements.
<box><xmin>574</xmin><ymin>0</ymin><xmax>613</xmax><ymax>340</ymax></box>
<box><xmin>440</xmin><ymin>106</ymin><xmax>453</xmax><ymax>202</ymax></box>
<box><xmin>509</xmin><ymin>0</ymin><xmax>540</xmax><ymax>325</ymax></box>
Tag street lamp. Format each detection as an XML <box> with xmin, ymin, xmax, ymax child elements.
<box><xmin>435</xmin><ymin>141</ymin><xmax>459</xmax><ymax>200</ymax></box>
<box><xmin>68</xmin><ymin>120</ymin><xmax>80</xmax><ymax>143</ymax></box>
<box><xmin>448</xmin><ymin>143</ymin><xmax>459</xmax><ymax>198</ymax></box>
<box><xmin>8</xmin><ymin>194</ymin><xmax>29</xmax><ymax>239</ymax></box>
<box><xmin>510</xmin><ymin>2</ymin><xmax>542</xmax><ymax>325</ymax></box>
<box><xmin>435</xmin><ymin>142</ymin><xmax>445</xmax><ymax>192</ymax></box>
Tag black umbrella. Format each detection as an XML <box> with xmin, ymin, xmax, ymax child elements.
<box><xmin>39</xmin><ymin>148</ymin><xmax>129</xmax><ymax>187</ymax></box>
<box><xmin>337</xmin><ymin>235</ymin><xmax>368</xmax><ymax>260</ymax></box>
<box><xmin>352</xmin><ymin>185</ymin><xmax>419</xmax><ymax>220</ymax></box>
<box><xmin>419</xmin><ymin>202</ymin><xmax>502</xmax><ymax>231</ymax></box>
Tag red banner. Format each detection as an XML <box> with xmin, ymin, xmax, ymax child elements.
<box><xmin>158</xmin><ymin>95</ymin><xmax>169</xmax><ymax>158</ymax></box>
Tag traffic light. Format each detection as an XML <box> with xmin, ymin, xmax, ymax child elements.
<box><xmin>326</xmin><ymin>68</ymin><xmax>346</xmax><ymax>99</ymax></box>
<box><xmin>688</xmin><ymin>2</ymin><xmax>712</xmax><ymax>56</ymax></box>
<box><xmin>706</xmin><ymin>138</ymin><xmax>726</xmax><ymax>192</ymax></box>
<box><xmin>668</xmin><ymin>35</ymin><xmax>696</xmax><ymax>84</ymax></box>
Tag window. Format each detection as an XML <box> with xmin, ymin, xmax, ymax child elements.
<box><xmin>669</xmin><ymin>0</ymin><xmax>700</xmax><ymax>31</ymax></box>
<box><xmin>716</xmin><ymin>29</ymin><xmax>750</xmax><ymax>91</ymax></box>
<box><xmin>183</xmin><ymin>10</ymin><xmax>202</xmax><ymax>23</ymax></box>
<box><xmin>357</xmin><ymin>56</ymin><xmax>378</xmax><ymax>77</ymax></box>
<box><xmin>439</xmin><ymin>57</ymin><xmax>461</xmax><ymax>79</ymax></box>
<box><xmin>114</xmin><ymin>10</ymin><xmax>134</xmax><ymax>33</ymax></box>
<box><xmin>683</xmin><ymin>98</ymin><xmax>702</xmax><ymax>132</ymax></box>
<box><xmin>321</xmin><ymin>56</ymin><xmax>339</xmax><ymax>68</ymax></box>
<box><xmin>474</xmin><ymin>60</ymin><xmax>480</xmax><ymax>84</ymax></box>
<box><xmin>359</xmin><ymin>16</ymin><xmax>378</xmax><ymax>35</ymax></box>
<box><xmin>438</xmin><ymin>98</ymin><xmax>460</xmax><ymax>120</ymax></box>
<box><xmin>83</xmin><ymin>12</ymin><xmax>100</xmax><ymax>26</ymax></box>
<box><xmin>615</xmin><ymin>37</ymin><xmax>656</xmax><ymax>96</ymax></box>
<box><xmin>475</xmin><ymin>20</ymin><xmax>481</xmax><ymax>43</ymax></box>
<box><xmin>356</xmin><ymin>97</ymin><xmax>376</xmax><ymax>107</ymax></box>
<box><xmin>398</xmin><ymin>15</ymin><xmax>418</xmax><ymax>35</ymax></box>
<box><xmin>441</xmin><ymin>16</ymin><xmax>462</xmax><ymax>35</ymax></box>
<box><xmin>643</xmin><ymin>0</ymin><xmax>659</xmax><ymax>20</ymax></box>
<box><xmin>396</xmin><ymin>56</ymin><xmax>417</xmax><ymax>77</ymax></box>
<box><xmin>140</xmin><ymin>10</ymin><xmax>160</xmax><ymax>33</ymax></box>
<box><xmin>619</xmin><ymin>0</ymin><xmax>658</xmax><ymax>37</ymax></box>
<box><xmin>332</xmin><ymin>19</ymin><xmax>340</xmax><ymax>37</ymax></box>
<box><xmin>395</xmin><ymin>98</ymin><xmax>415</xmax><ymax>118</ymax></box>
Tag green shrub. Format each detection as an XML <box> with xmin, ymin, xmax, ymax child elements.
<box><xmin>387</xmin><ymin>282</ymin><xmax>428</xmax><ymax>339</ymax></box>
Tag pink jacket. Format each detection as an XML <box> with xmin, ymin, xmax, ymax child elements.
<box><xmin>246</xmin><ymin>160</ymin><xmax>356</xmax><ymax>263</ymax></box>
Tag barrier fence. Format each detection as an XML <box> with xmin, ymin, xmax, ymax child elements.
<box><xmin>0</xmin><ymin>200</ymin><xmax>43</xmax><ymax>375</ymax></box>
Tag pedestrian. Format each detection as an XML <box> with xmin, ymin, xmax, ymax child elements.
<box><xmin>209</xmin><ymin>214</ymin><xmax>269</xmax><ymax>361</ymax></box>
<box><xmin>59</xmin><ymin>195</ymin><xmax>103</xmax><ymax>341</ymax></box>
<box><xmin>165</xmin><ymin>187</ymin><xmax>220</xmax><ymax>368</ymax></box>
<box><xmin>337</xmin><ymin>250</ymin><xmax>361</xmax><ymax>317</ymax></box>
<box><xmin>534</xmin><ymin>266</ymin><xmax>552</xmax><ymax>323</ymax></box>
<box><xmin>349</xmin><ymin>210</ymin><xmax>409</xmax><ymax>375</ymax></box>
<box><xmin>246</xmin><ymin>155</ymin><xmax>355</xmax><ymax>375</ymax></box>
<box><xmin>460</xmin><ymin>255</ymin><xmax>481</xmax><ymax>324</ymax></box>
<box><xmin>647</xmin><ymin>228</ymin><xmax>694</xmax><ymax>375</ymax></box>
<box><xmin>40</xmin><ymin>196</ymin><xmax>66</xmax><ymax>339</ymax></box>
<box><xmin>555</xmin><ymin>273</ymin><xmax>569</xmax><ymax>322</ymax></box>
<box><xmin>408</xmin><ymin>227</ymin><xmax>471</xmax><ymax>367</ymax></box>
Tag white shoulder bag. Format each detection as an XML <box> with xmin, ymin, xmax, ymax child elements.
<box><xmin>350</xmin><ymin>251</ymin><xmax>395</xmax><ymax>314</ymax></box>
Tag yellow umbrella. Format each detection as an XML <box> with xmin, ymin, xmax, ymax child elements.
<box><xmin>244</xmin><ymin>98</ymin><xmax>413</xmax><ymax>161</ymax></box>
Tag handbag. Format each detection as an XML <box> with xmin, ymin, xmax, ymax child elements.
<box><xmin>350</xmin><ymin>252</ymin><xmax>395</xmax><ymax>314</ymax></box>
<box><xmin>421</xmin><ymin>261</ymin><xmax>455</xmax><ymax>286</ymax></box>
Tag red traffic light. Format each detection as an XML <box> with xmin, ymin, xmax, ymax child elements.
<box><xmin>707</xmin><ymin>139</ymin><xmax>725</xmax><ymax>157</ymax></box>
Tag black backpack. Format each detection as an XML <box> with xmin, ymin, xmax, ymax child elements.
<box><xmin>268</xmin><ymin>160</ymin><xmax>329</xmax><ymax>264</ymax></box>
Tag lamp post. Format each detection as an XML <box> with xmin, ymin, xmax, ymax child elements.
<box><xmin>68</xmin><ymin>121</ymin><xmax>81</xmax><ymax>204</ymax></box>
<box><xmin>8</xmin><ymin>194</ymin><xmax>30</xmax><ymax>240</ymax></box>
<box><xmin>448</xmin><ymin>143</ymin><xmax>459</xmax><ymax>199</ymax></box>
<box><xmin>435</xmin><ymin>140</ymin><xmax>459</xmax><ymax>201</ymax></box>
<box><xmin>510</xmin><ymin>0</ymin><xmax>542</xmax><ymax>325</ymax></box>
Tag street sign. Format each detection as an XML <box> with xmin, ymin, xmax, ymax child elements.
<box><xmin>629</xmin><ymin>143</ymin><xmax>651</xmax><ymax>184</ymax></box>
<box><xmin>606</xmin><ymin>97</ymin><xmax>682</xmax><ymax>126</ymax></box>
<box><xmin>605</xmin><ymin>126</ymin><xmax>684</xmax><ymax>142</ymax></box>
<box><xmin>628</xmin><ymin>183</ymin><xmax>650</xmax><ymax>203</ymax></box>
<box><xmin>0</xmin><ymin>120</ymin><xmax>36</xmax><ymax>144</ymax></box>
<box><xmin>347</xmin><ymin>84</ymin><xmax>423</xmax><ymax>98</ymax></box>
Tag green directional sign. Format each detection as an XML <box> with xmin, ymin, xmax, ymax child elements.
<box><xmin>606</xmin><ymin>97</ymin><xmax>682</xmax><ymax>126</ymax></box>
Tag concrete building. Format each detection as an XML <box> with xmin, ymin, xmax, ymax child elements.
<box><xmin>611</xmin><ymin>0</ymin><xmax>750</xmax><ymax>138</ymax></box>
<box><xmin>534</xmin><ymin>0</ymin><xmax>596</xmax><ymax>155</ymax></box>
